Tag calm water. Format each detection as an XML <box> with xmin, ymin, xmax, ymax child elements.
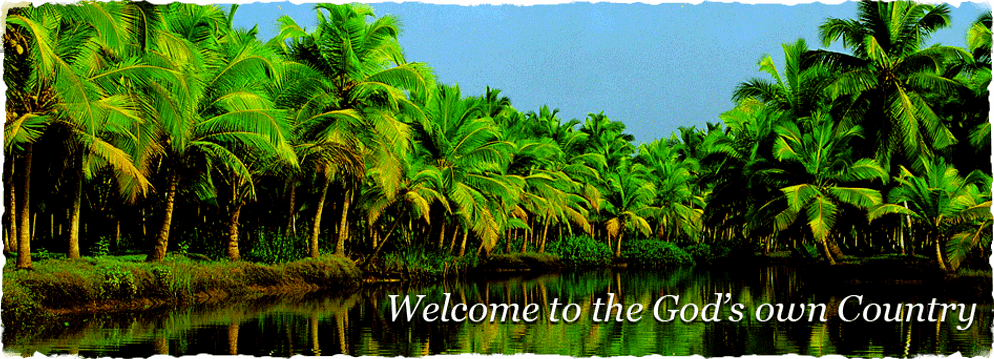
<box><xmin>5</xmin><ymin>266</ymin><xmax>992</xmax><ymax>357</ymax></box>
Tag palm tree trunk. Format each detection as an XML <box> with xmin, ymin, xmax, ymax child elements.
<box><xmin>437</xmin><ymin>221</ymin><xmax>446</xmax><ymax>250</ymax></box>
<box><xmin>149</xmin><ymin>172</ymin><xmax>179</xmax><ymax>262</ymax></box>
<box><xmin>310</xmin><ymin>174</ymin><xmax>331</xmax><ymax>258</ymax></box>
<box><xmin>68</xmin><ymin>173</ymin><xmax>83</xmax><ymax>259</ymax></box>
<box><xmin>506</xmin><ymin>229</ymin><xmax>513</xmax><ymax>254</ymax></box>
<box><xmin>6</xmin><ymin>171</ymin><xmax>16</xmax><ymax>255</ymax></box>
<box><xmin>334</xmin><ymin>188</ymin><xmax>352</xmax><ymax>257</ymax></box>
<box><xmin>614</xmin><ymin>232</ymin><xmax>623</xmax><ymax>258</ymax></box>
<box><xmin>285</xmin><ymin>184</ymin><xmax>297</xmax><ymax>238</ymax></box>
<box><xmin>821</xmin><ymin>237</ymin><xmax>836</xmax><ymax>265</ymax></box>
<box><xmin>16</xmin><ymin>145</ymin><xmax>33</xmax><ymax>269</ymax></box>
<box><xmin>114</xmin><ymin>218</ymin><xmax>120</xmax><ymax>252</ymax></box>
<box><xmin>363</xmin><ymin>219</ymin><xmax>400</xmax><ymax>268</ymax></box>
<box><xmin>934</xmin><ymin>236</ymin><xmax>948</xmax><ymax>272</ymax></box>
<box><xmin>227</xmin><ymin>322</ymin><xmax>239</xmax><ymax>355</ymax></box>
<box><xmin>539</xmin><ymin>218</ymin><xmax>551</xmax><ymax>253</ymax></box>
<box><xmin>449</xmin><ymin>223</ymin><xmax>459</xmax><ymax>254</ymax></box>
<box><xmin>519</xmin><ymin>223</ymin><xmax>529</xmax><ymax>253</ymax></box>
<box><xmin>827</xmin><ymin>237</ymin><xmax>845</xmax><ymax>259</ymax></box>
<box><xmin>227</xmin><ymin>201</ymin><xmax>243</xmax><ymax>261</ymax></box>
<box><xmin>457</xmin><ymin>227</ymin><xmax>468</xmax><ymax>257</ymax></box>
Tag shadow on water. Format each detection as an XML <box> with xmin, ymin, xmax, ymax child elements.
<box><xmin>5</xmin><ymin>266</ymin><xmax>991</xmax><ymax>357</ymax></box>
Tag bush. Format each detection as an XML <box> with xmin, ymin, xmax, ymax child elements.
<box><xmin>244</xmin><ymin>231</ymin><xmax>308</xmax><ymax>264</ymax></box>
<box><xmin>621</xmin><ymin>239</ymin><xmax>693</xmax><ymax>267</ymax></box>
<box><xmin>546</xmin><ymin>235</ymin><xmax>613</xmax><ymax>267</ymax></box>
<box><xmin>683</xmin><ymin>243</ymin><xmax>731</xmax><ymax>263</ymax></box>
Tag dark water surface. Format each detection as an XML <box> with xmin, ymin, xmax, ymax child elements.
<box><xmin>5</xmin><ymin>266</ymin><xmax>992</xmax><ymax>357</ymax></box>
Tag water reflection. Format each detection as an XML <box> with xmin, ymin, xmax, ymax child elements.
<box><xmin>5</xmin><ymin>266</ymin><xmax>990</xmax><ymax>357</ymax></box>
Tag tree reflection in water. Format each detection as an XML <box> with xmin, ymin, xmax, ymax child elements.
<box><xmin>5</xmin><ymin>267</ymin><xmax>990</xmax><ymax>357</ymax></box>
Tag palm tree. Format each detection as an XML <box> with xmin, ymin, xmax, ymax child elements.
<box><xmin>636</xmin><ymin>139</ymin><xmax>702</xmax><ymax>242</ymax></box>
<box><xmin>964</xmin><ymin>13</ymin><xmax>992</xmax><ymax>165</ymax></box>
<box><xmin>733</xmin><ymin>38</ymin><xmax>836</xmax><ymax>121</ymax></box>
<box><xmin>5</xmin><ymin>3</ymin><xmax>160</xmax><ymax>264</ymax></box>
<box><xmin>416</xmin><ymin>84</ymin><xmax>516</xmax><ymax>256</ymax></box>
<box><xmin>813</xmin><ymin>0</ymin><xmax>969</xmax><ymax>171</ymax></box>
<box><xmin>602</xmin><ymin>161</ymin><xmax>659</xmax><ymax>257</ymax></box>
<box><xmin>361</xmin><ymin>151</ymin><xmax>449</xmax><ymax>265</ymax></box>
<box><xmin>275</xmin><ymin>3</ymin><xmax>429</xmax><ymax>258</ymax></box>
<box><xmin>772</xmin><ymin>113</ymin><xmax>887</xmax><ymax>265</ymax></box>
<box><xmin>868</xmin><ymin>159</ymin><xmax>992</xmax><ymax>271</ymax></box>
<box><xmin>145</xmin><ymin>4</ymin><xmax>294</xmax><ymax>262</ymax></box>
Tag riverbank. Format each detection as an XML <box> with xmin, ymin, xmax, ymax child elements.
<box><xmin>2</xmin><ymin>254</ymin><xmax>361</xmax><ymax>334</ymax></box>
<box><xmin>5</xmin><ymin>243</ymin><xmax>990</xmax><ymax>336</ymax></box>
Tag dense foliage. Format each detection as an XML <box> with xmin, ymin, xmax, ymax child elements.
<box><xmin>4</xmin><ymin>1</ymin><xmax>991</xmax><ymax>272</ymax></box>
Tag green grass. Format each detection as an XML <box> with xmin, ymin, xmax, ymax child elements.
<box><xmin>2</xmin><ymin>254</ymin><xmax>361</xmax><ymax>331</ymax></box>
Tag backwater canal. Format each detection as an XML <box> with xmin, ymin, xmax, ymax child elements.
<box><xmin>5</xmin><ymin>266</ymin><xmax>991</xmax><ymax>357</ymax></box>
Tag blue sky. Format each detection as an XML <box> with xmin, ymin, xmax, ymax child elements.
<box><xmin>230</xmin><ymin>2</ymin><xmax>990</xmax><ymax>144</ymax></box>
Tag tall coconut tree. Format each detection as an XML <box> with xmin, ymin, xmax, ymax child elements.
<box><xmin>812</xmin><ymin>0</ymin><xmax>969</xmax><ymax>172</ymax></box>
<box><xmin>637</xmin><ymin>139</ymin><xmax>702</xmax><ymax>242</ymax></box>
<box><xmin>733</xmin><ymin>38</ymin><xmax>837</xmax><ymax>121</ymax></box>
<box><xmin>274</xmin><ymin>3</ymin><xmax>429</xmax><ymax>258</ymax></box>
<box><xmin>5</xmin><ymin>3</ymin><xmax>161</xmax><ymax>265</ymax></box>
<box><xmin>145</xmin><ymin>4</ymin><xmax>294</xmax><ymax>262</ymax></box>
<box><xmin>602</xmin><ymin>160</ymin><xmax>659</xmax><ymax>257</ymax></box>
<box><xmin>772</xmin><ymin>113</ymin><xmax>887</xmax><ymax>265</ymax></box>
<box><xmin>868</xmin><ymin>159</ymin><xmax>992</xmax><ymax>271</ymax></box>
<box><xmin>416</xmin><ymin>84</ymin><xmax>516</xmax><ymax>256</ymax></box>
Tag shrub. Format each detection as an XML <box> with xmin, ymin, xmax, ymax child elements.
<box><xmin>621</xmin><ymin>239</ymin><xmax>693</xmax><ymax>267</ymax></box>
<box><xmin>546</xmin><ymin>235</ymin><xmax>612</xmax><ymax>267</ymax></box>
<box><xmin>244</xmin><ymin>231</ymin><xmax>308</xmax><ymax>264</ymax></box>
<box><xmin>683</xmin><ymin>243</ymin><xmax>731</xmax><ymax>263</ymax></box>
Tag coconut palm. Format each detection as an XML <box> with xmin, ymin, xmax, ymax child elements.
<box><xmin>868</xmin><ymin>159</ymin><xmax>992</xmax><ymax>271</ymax></box>
<box><xmin>145</xmin><ymin>4</ymin><xmax>294</xmax><ymax>262</ymax></box>
<box><xmin>733</xmin><ymin>38</ymin><xmax>836</xmax><ymax>121</ymax></box>
<box><xmin>772</xmin><ymin>113</ymin><xmax>887</xmax><ymax>265</ymax></box>
<box><xmin>416</xmin><ymin>84</ymin><xmax>516</xmax><ymax>256</ymax></box>
<box><xmin>812</xmin><ymin>0</ymin><xmax>969</xmax><ymax>172</ymax></box>
<box><xmin>5</xmin><ymin>3</ymin><xmax>162</xmax><ymax>265</ymax></box>
<box><xmin>274</xmin><ymin>3</ymin><xmax>429</xmax><ymax>258</ymax></box>
<box><xmin>637</xmin><ymin>139</ymin><xmax>703</xmax><ymax>242</ymax></box>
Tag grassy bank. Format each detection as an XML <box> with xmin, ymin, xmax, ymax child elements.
<box><xmin>2</xmin><ymin>254</ymin><xmax>360</xmax><ymax>330</ymax></box>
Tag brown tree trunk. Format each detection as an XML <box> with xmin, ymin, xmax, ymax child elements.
<box><xmin>310</xmin><ymin>173</ymin><xmax>330</xmax><ymax>258</ymax></box>
<box><xmin>334</xmin><ymin>188</ymin><xmax>352</xmax><ymax>257</ymax></box>
<box><xmin>6</xmin><ymin>173</ymin><xmax>16</xmax><ymax>255</ymax></box>
<box><xmin>934</xmin><ymin>236</ymin><xmax>948</xmax><ymax>272</ymax></box>
<box><xmin>449</xmin><ymin>223</ymin><xmax>459</xmax><ymax>254</ymax></box>
<box><xmin>285</xmin><ymin>184</ymin><xmax>297</xmax><ymax>238</ymax></box>
<box><xmin>227</xmin><ymin>322</ymin><xmax>239</xmax><ymax>355</ymax></box>
<box><xmin>437</xmin><ymin>221</ymin><xmax>446</xmax><ymax>250</ymax></box>
<box><xmin>364</xmin><ymin>219</ymin><xmax>400</xmax><ymax>268</ymax></box>
<box><xmin>148</xmin><ymin>172</ymin><xmax>178</xmax><ymax>262</ymax></box>
<box><xmin>16</xmin><ymin>145</ymin><xmax>33</xmax><ymax>270</ymax></box>
<box><xmin>227</xmin><ymin>201</ymin><xmax>242</xmax><ymax>261</ymax></box>
<box><xmin>827</xmin><ymin>236</ymin><xmax>845</xmax><ymax>260</ymax></box>
<box><xmin>457</xmin><ymin>227</ymin><xmax>468</xmax><ymax>257</ymax></box>
<box><xmin>68</xmin><ymin>173</ymin><xmax>82</xmax><ymax>259</ymax></box>
<box><xmin>506</xmin><ymin>229</ymin><xmax>513</xmax><ymax>254</ymax></box>
<box><xmin>520</xmin><ymin>219</ymin><xmax>530</xmax><ymax>253</ymax></box>
<box><xmin>614</xmin><ymin>232</ymin><xmax>623</xmax><ymax>258</ymax></box>
<box><xmin>539</xmin><ymin>218</ymin><xmax>551</xmax><ymax>253</ymax></box>
<box><xmin>114</xmin><ymin>218</ymin><xmax>120</xmax><ymax>252</ymax></box>
<box><xmin>821</xmin><ymin>237</ymin><xmax>836</xmax><ymax>265</ymax></box>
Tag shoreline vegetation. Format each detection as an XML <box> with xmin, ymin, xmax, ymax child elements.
<box><xmin>3</xmin><ymin>0</ymin><xmax>992</xmax><ymax>344</ymax></box>
<box><xmin>5</xmin><ymin>239</ymin><xmax>991</xmax><ymax>336</ymax></box>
